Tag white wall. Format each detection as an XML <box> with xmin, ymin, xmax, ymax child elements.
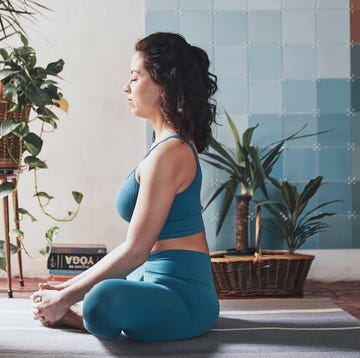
<box><xmin>2</xmin><ymin>0</ymin><xmax>146</xmax><ymax>279</ymax></box>
<box><xmin>302</xmin><ymin>250</ymin><xmax>360</xmax><ymax>282</ymax></box>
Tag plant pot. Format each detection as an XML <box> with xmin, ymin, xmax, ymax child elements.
<box><xmin>0</xmin><ymin>99</ymin><xmax>31</xmax><ymax>170</ymax></box>
<box><xmin>211</xmin><ymin>250</ymin><xmax>315</xmax><ymax>297</ymax></box>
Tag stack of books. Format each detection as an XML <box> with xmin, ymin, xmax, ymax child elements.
<box><xmin>47</xmin><ymin>244</ymin><xmax>107</xmax><ymax>284</ymax></box>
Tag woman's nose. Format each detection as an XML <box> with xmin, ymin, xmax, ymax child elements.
<box><xmin>123</xmin><ymin>82</ymin><xmax>130</xmax><ymax>93</ymax></box>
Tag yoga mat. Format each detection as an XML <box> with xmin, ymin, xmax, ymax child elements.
<box><xmin>0</xmin><ymin>297</ymin><xmax>359</xmax><ymax>357</ymax></box>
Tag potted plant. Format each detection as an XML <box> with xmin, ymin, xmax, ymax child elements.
<box><xmin>262</xmin><ymin>176</ymin><xmax>339</xmax><ymax>254</ymax></box>
<box><xmin>202</xmin><ymin>111</ymin><xmax>307</xmax><ymax>253</ymax></box>
<box><xmin>0</xmin><ymin>35</ymin><xmax>83</xmax><ymax>274</ymax></box>
<box><xmin>202</xmin><ymin>112</ymin><xmax>335</xmax><ymax>296</ymax></box>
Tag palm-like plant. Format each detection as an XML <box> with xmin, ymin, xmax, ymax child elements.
<box><xmin>0</xmin><ymin>0</ymin><xmax>48</xmax><ymax>41</ymax></box>
<box><xmin>263</xmin><ymin>176</ymin><xmax>339</xmax><ymax>254</ymax></box>
<box><xmin>202</xmin><ymin>111</ymin><xmax>314</xmax><ymax>253</ymax></box>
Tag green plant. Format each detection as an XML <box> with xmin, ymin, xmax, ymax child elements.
<box><xmin>262</xmin><ymin>176</ymin><xmax>339</xmax><ymax>254</ymax></box>
<box><xmin>0</xmin><ymin>239</ymin><xmax>18</xmax><ymax>271</ymax></box>
<box><xmin>202</xmin><ymin>111</ymin><xmax>316</xmax><ymax>252</ymax></box>
<box><xmin>0</xmin><ymin>35</ymin><xmax>83</xmax><ymax>265</ymax></box>
<box><xmin>0</xmin><ymin>0</ymin><xmax>48</xmax><ymax>41</ymax></box>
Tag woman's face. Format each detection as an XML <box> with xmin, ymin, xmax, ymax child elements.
<box><xmin>123</xmin><ymin>52</ymin><xmax>162</xmax><ymax>119</ymax></box>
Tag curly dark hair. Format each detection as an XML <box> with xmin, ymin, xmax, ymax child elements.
<box><xmin>135</xmin><ymin>32</ymin><xmax>217</xmax><ymax>153</ymax></box>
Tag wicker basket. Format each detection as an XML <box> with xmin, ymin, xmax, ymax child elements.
<box><xmin>0</xmin><ymin>99</ymin><xmax>31</xmax><ymax>170</ymax></box>
<box><xmin>211</xmin><ymin>250</ymin><xmax>314</xmax><ymax>297</ymax></box>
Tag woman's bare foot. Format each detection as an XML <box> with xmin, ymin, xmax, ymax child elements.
<box><xmin>55</xmin><ymin>302</ymin><xmax>85</xmax><ymax>330</ymax></box>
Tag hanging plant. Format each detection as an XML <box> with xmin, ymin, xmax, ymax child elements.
<box><xmin>0</xmin><ymin>34</ymin><xmax>83</xmax><ymax>263</ymax></box>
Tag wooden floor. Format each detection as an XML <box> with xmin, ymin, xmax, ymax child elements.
<box><xmin>1</xmin><ymin>277</ymin><xmax>360</xmax><ymax>320</ymax></box>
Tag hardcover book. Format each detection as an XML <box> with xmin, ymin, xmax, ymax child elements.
<box><xmin>47</xmin><ymin>244</ymin><xmax>107</xmax><ymax>270</ymax></box>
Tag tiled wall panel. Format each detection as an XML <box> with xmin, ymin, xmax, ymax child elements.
<box><xmin>145</xmin><ymin>0</ymin><xmax>359</xmax><ymax>250</ymax></box>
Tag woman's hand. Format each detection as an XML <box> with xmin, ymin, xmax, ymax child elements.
<box><xmin>31</xmin><ymin>289</ymin><xmax>70</xmax><ymax>326</ymax></box>
<box><xmin>37</xmin><ymin>282</ymin><xmax>64</xmax><ymax>291</ymax></box>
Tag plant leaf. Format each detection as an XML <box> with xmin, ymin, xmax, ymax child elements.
<box><xmin>248</xmin><ymin>146</ymin><xmax>266</xmax><ymax>191</ymax></box>
<box><xmin>224</xmin><ymin>110</ymin><xmax>242</xmax><ymax>159</ymax></box>
<box><xmin>299</xmin><ymin>200</ymin><xmax>340</xmax><ymax>227</ymax></box>
<box><xmin>281</xmin><ymin>181</ymin><xmax>297</xmax><ymax>215</ymax></box>
<box><xmin>202</xmin><ymin>181</ymin><xmax>228</xmax><ymax>213</ymax></box>
<box><xmin>36</xmin><ymin>106</ymin><xmax>59</xmax><ymax>120</ymax></box>
<box><xmin>39</xmin><ymin>248</ymin><xmax>47</xmax><ymax>256</ymax></box>
<box><xmin>24</xmin><ymin>156</ymin><xmax>47</xmax><ymax>170</ymax></box>
<box><xmin>53</xmin><ymin>97</ymin><xmax>69</xmax><ymax>113</ymax></box>
<box><xmin>0</xmin><ymin>239</ymin><xmax>20</xmax><ymax>259</ymax></box>
<box><xmin>0</xmin><ymin>181</ymin><xmax>15</xmax><ymax>198</ymax></box>
<box><xmin>24</xmin><ymin>132</ymin><xmax>43</xmax><ymax>156</ymax></box>
<box><xmin>46</xmin><ymin>59</ymin><xmax>64</xmax><ymax>75</ymax></box>
<box><xmin>18</xmin><ymin>207</ymin><xmax>37</xmax><ymax>222</ymax></box>
<box><xmin>0</xmin><ymin>68</ymin><xmax>21</xmax><ymax>81</ymax></box>
<box><xmin>208</xmin><ymin>137</ymin><xmax>242</xmax><ymax>176</ymax></box>
<box><xmin>242</xmin><ymin>125</ymin><xmax>258</xmax><ymax>149</ymax></box>
<box><xmin>38</xmin><ymin>116</ymin><xmax>57</xmax><ymax>129</ymax></box>
<box><xmin>34</xmin><ymin>192</ymin><xmax>54</xmax><ymax>200</ymax></box>
<box><xmin>20</xmin><ymin>33</ymin><xmax>29</xmax><ymax>47</ymax></box>
<box><xmin>296</xmin><ymin>176</ymin><xmax>323</xmax><ymax>217</ymax></box>
<box><xmin>0</xmin><ymin>48</ymin><xmax>8</xmax><ymax>60</ymax></box>
<box><xmin>0</xmin><ymin>257</ymin><xmax>6</xmax><ymax>271</ymax></box>
<box><xmin>261</xmin><ymin>142</ymin><xmax>284</xmax><ymax>175</ymax></box>
<box><xmin>12</xmin><ymin>122</ymin><xmax>30</xmax><ymax>137</ymax></box>
<box><xmin>24</xmin><ymin>86</ymin><xmax>52</xmax><ymax>107</ymax></box>
<box><xmin>45</xmin><ymin>226</ymin><xmax>59</xmax><ymax>246</ymax></box>
<box><xmin>216</xmin><ymin>178</ymin><xmax>238</xmax><ymax>235</ymax></box>
<box><xmin>201</xmin><ymin>156</ymin><xmax>239</xmax><ymax>177</ymax></box>
<box><xmin>0</xmin><ymin>119</ymin><xmax>22</xmax><ymax>138</ymax></box>
<box><xmin>72</xmin><ymin>191</ymin><xmax>83</xmax><ymax>204</ymax></box>
<box><xmin>9</xmin><ymin>229</ymin><xmax>24</xmax><ymax>240</ymax></box>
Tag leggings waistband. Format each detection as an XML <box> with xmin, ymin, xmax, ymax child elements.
<box><xmin>145</xmin><ymin>250</ymin><xmax>212</xmax><ymax>283</ymax></box>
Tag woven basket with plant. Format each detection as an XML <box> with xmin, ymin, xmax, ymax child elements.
<box><xmin>202</xmin><ymin>112</ymin><xmax>337</xmax><ymax>296</ymax></box>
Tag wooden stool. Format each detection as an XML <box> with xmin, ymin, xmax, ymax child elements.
<box><xmin>0</xmin><ymin>171</ymin><xmax>24</xmax><ymax>298</ymax></box>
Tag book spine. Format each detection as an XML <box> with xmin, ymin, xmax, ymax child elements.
<box><xmin>47</xmin><ymin>246</ymin><xmax>107</xmax><ymax>254</ymax></box>
<box><xmin>49</xmin><ymin>269</ymin><xmax>85</xmax><ymax>275</ymax></box>
<box><xmin>47</xmin><ymin>253</ymin><xmax>105</xmax><ymax>270</ymax></box>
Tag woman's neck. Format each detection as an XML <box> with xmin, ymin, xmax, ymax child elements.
<box><xmin>152</xmin><ymin>122</ymin><xmax>177</xmax><ymax>142</ymax></box>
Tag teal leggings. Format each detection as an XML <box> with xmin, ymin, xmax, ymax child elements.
<box><xmin>82</xmin><ymin>250</ymin><xmax>219</xmax><ymax>342</ymax></box>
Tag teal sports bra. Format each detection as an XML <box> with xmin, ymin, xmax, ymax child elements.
<box><xmin>115</xmin><ymin>135</ymin><xmax>204</xmax><ymax>240</ymax></box>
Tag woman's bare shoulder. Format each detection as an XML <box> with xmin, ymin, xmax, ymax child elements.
<box><xmin>139</xmin><ymin>138</ymin><xmax>196</xmax><ymax>188</ymax></box>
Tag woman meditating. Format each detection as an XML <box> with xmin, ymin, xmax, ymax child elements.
<box><xmin>32</xmin><ymin>32</ymin><xmax>219</xmax><ymax>342</ymax></box>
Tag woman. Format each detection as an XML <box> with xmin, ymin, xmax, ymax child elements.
<box><xmin>32</xmin><ymin>32</ymin><xmax>219</xmax><ymax>342</ymax></box>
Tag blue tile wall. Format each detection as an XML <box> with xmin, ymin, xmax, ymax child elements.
<box><xmin>145</xmin><ymin>0</ymin><xmax>358</xmax><ymax>250</ymax></box>
<box><xmin>248</xmin><ymin>45</ymin><xmax>282</xmax><ymax>79</ymax></box>
<box><xmin>283</xmin><ymin>80</ymin><xmax>317</xmax><ymax>113</ymax></box>
<box><xmin>283</xmin><ymin>45</ymin><xmax>317</xmax><ymax>79</ymax></box>
<box><xmin>248</xmin><ymin>11</ymin><xmax>282</xmax><ymax>44</ymax></box>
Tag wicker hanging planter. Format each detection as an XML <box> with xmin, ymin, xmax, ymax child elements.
<box><xmin>0</xmin><ymin>99</ymin><xmax>31</xmax><ymax>170</ymax></box>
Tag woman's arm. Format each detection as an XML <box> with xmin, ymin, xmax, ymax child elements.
<box><xmin>39</xmin><ymin>246</ymin><xmax>129</xmax><ymax>291</ymax></box>
<box><xmin>32</xmin><ymin>141</ymin><xmax>188</xmax><ymax>325</ymax></box>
